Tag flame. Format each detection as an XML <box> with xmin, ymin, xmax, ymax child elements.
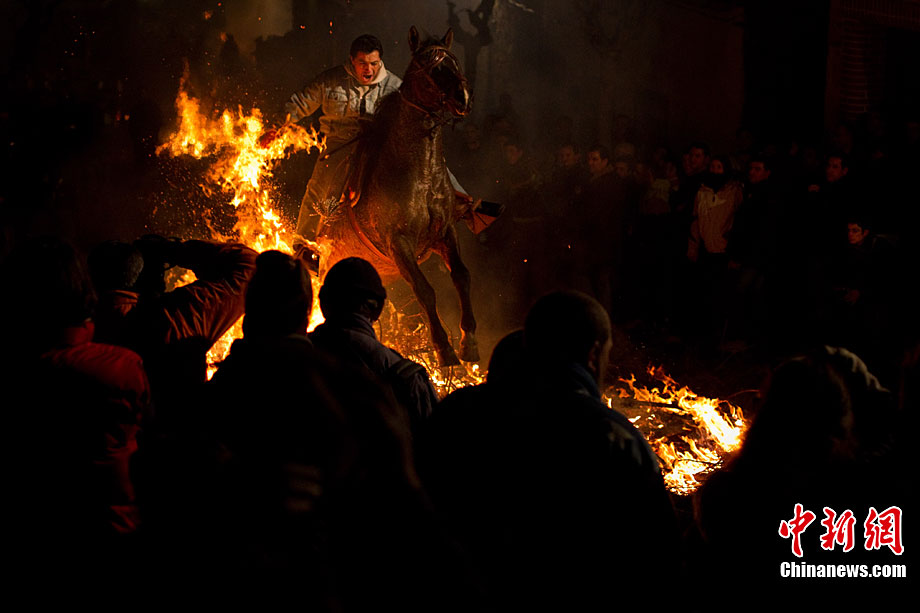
<box><xmin>158</xmin><ymin>77</ymin><xmax>324</xmax><ymax>376</ymax></box>
<box><xmin>374</xmin><ymin>302</ymin><xmax>485</xmax><ymax>395</ymax></box>
<box><xmin>157</xmin><ymin>80</ymin><xmax>478</xmax><ymax>393</ymax></box>
<box><xmin>156</xmin><ymin>78</ymin><xmax>324</xmax><ymax>253</ymax></box>
<box><xmin>607</xmin><ymin>366</ymin><xmax>747</xmax><ymax>495</ymax></box>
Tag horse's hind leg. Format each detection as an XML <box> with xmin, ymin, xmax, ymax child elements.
<box><xmin>434</xmin><ymin>225</ymin><xmax>480</xmax><ymax>363</ymax></box>
<box><xmin>391</xmin><ymin>235</ymin><xmax>461</xmax><ymax>367</ymax></box>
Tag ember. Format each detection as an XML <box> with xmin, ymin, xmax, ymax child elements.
<box><xmin>607</xmin><ymin>366</ymin><xmax>747</xmax><ymax>495</ymax></box>
<box><xmin>157</xmin><ymin>81</ymin><xmax>483</xmax><ymax>393</ymax></box>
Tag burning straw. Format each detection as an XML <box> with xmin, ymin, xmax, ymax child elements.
<box><xmin>158</xmin><ymin>81</ymin><xmax>482</xmax><ymax>391</ymax></box>
<box><xmin>607</xmin><ymin>366</ymin><xmax>748</xmax><ymax>495</ymax></box>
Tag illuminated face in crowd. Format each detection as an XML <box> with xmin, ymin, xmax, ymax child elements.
<box><xmin>749</xmin><ymin>161</ymin><xmax>771</xmax><ymax>184</ymax></box>
<box><xmin>557</xmin><ymin>145</ymin><xmax>578</xmax><ymax>168</ymax></box>
<box><xmin>351</xmin><ymin>50</ymin><xmax>382</xmax><ymax>85</ymax></box>
<box><xmin>463</xmin><ymin>124</ymin><xmax>481</xmax><ymax>150</ymax></box>
<box><xmin>688</xmin><ymin>147</ymin><xmax>709</xmax><ymax>174</ymax></box>
<box><xmin>503</xmin><ymin>144</ymin><xmax>524</xmax><ymax>165</ymax></box>
<box><xmin>709</xmin><ymin>159</ymin><xmax>725</xmax><ymax>175</ymax></box>
<box><xmin>847</xmin><ymin>223</ymin><xmax>869</xmax><ymax>246</ymax></box>
<box><xmin>826</xmin><ymin>156</ymin><xmax>848</xmax><ymax>183</ymax></box>
<box><xmin>614</xmin><ymin>160</ymin><xmax>631</xmax><ymax>179</ymax></box>
<box><xmin>587</xmin><ymin>150</ymin><xmax>609</xmax><ymax>177</ymax></box>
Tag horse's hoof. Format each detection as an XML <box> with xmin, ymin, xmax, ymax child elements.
<box><xmin>437</xmin><ymin>346</ymin><xmax>462</xmax><ymax>367</ymax></box>
<box><xmin>459</xmin><ymin>337</ymin><xmax>480</xmax><ymax>363</ymax></box>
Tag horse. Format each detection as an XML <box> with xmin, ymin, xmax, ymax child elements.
<box><xmin>318</xmin><ymin>26</ymin><xmax>479</xmax><ymax>367</ymax></box>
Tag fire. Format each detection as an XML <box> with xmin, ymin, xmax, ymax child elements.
<box><xmin>375</xmin><ymin>302</ymin><xmax>485</xmax><ymax>395</ymax></box>
<box><xmin>157</xmin><ymin>77</ymin><xmax>325</xmax><ymax>375</ymax></box>
<box><xmin>157</xmin><ymin>81</ymin><xmax>481</xmax><ymax>393</ymax></box>
<box><xmin>608</xmin><ymin>366</ymin><xmax>747</xmax><ymax>495</ymax></box>
<box><xmin>156</xmin><ymin>77</ymin><xmax>324</xmax><ymax>253</ymax></box>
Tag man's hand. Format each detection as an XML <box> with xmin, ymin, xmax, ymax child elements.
<box><xmin>259</xmin><ymin>128</ymin><xmax>279</xmax><ymax>148</ymax></box>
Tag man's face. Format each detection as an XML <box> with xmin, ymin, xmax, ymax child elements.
<box><xmin>351</xmin><ymin>50</ymin><xmax>382</xmax><ymax>85</ymax></box>
<box><xmin>557</xmin><ymin>145</ymin><xmax>578</xmax><ymax>168</ymax></box>
<box><xmin>503</xmin><ymin>144</ymin><xmax>523</xmax><ymax>165</ymax></box>
<box><xmin>826</xmin><ymin>157</ymin><xmax>848</xmax><ymax>183</ymax></box>
<box><xmin>614</xmin><ymin>161</ymin><xmax>630</xmax><ymax>179</ymax></box>
<box><xmin>587</xmin><ymin>151</ymin><xmax>608</xmax><ymax>177</ymax></box>
<box><xmin>749</xmin><ymin>161</ymin><xmax>770</xmax><ymax>184</ymax></box>
<box><xmin>847</xmin><ymin>223</ymin><xmax>868</xmax><ymax>246</ymax></box>
<box><xmin>688</xmin><ymin>147</ymin><xmax>709</xmax><ymax>173</ymax></box>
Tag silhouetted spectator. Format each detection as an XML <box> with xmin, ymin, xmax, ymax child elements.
<box><xmin>573</xmin><ymin>144</ymin><xmax>629</xmax><ymax>313</ymax></box>
<box><xmin>543</xmin><ymin>143</ymin><xmax>588</xmax><ymax>288</ymax></box>
<box><xmin>1</xmin><ymin>236</ymin><xmax>150</xmax><ymax>579</ymax></box>
<box><xmin>728</xmin><ymin>126</ymin><xmax>756</xmax><ymax>174</ymax></box>
<box><xmin>201</xmin><ymin>250</ymin><xmax>480</xmax><ymax>609</ymax></box>
<box><xmin>630</xmin><ymin>149</ymin><xmax>679</xmax><ymax>324</ymax></box>
<box><xmin>827</xmin><ymin>214</ymin><xmax>900</xmax><ymax>379</ymax></box>
<box><xmin>726</xmin><ymin>153</ymin><xmax>782</xmax><ymax>342</ymax></box>
<box><xmin>804</xmin><ymin>152</ymin><xmax>857</xmax><ymax>251</ymax></box>
<box><xmin>692</xmin><ymin>347</ymin><xmax>909</xmax><ymax>610</ymax></box>
<box><xmin>310</xmin><ymin>257</ymin><xmax>438</xmax><ymax>437</ymax></box>
<box><xmin>545</xmin><ymin>142</ymin><xmax>588</xmax><ymax>215</ymax></box>
<box><xmin>484</xmin><ymin>329</ymin><xmax>525</xmax><ymax>385</ymax></box>
<box><xmin>89</xmin><ymin>236</ymin><xmax>256</xmax><ymax>414</ymax></box>
<box><xmin>418</xmin><ymin>290</ymin><xmax>679</xmax><ymax>611</ymax></box>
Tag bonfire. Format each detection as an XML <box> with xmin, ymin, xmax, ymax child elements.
<box><xmin>608</xmin><ymin>366</ymin><xmax>747</xmax><ymax>494</ymax></box>
<box><xmin>157</xmin><ymin>81</ymin><xmax>483</xmax><ymax>391</ymax></box>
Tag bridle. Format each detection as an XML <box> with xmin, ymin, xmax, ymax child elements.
<box><xmin>401</xmin><ymin>43</ymin><xmax>470</xmax><ymax>125</ymax></box>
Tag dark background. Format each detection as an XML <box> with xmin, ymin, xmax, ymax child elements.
<box><xmin>5</xmin><ymin>0</ymin><xmax>918</xmax><ymax>250</ymax></box>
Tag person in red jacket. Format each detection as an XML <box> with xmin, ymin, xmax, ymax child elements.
<box><xmin>89</xmin><ymin>236</ymin><xmax>257</xmax><ymax>412</ymax></box>
<box><xmin>0</xmin><ymin>236</ymin><xmax>151</xmax><ymax>577</ymax></box>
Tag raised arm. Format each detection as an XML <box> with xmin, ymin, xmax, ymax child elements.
<box><xmin>159</xmin><ymin>240</ymin><xmax>257</xmax><ymax>346</ymax></box>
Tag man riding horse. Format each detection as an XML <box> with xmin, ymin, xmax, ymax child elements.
<box><xmin>264</xmin><ymin>28</ymin><xmax>486</xmax><ymax>366</ymax></box>
<box><xmin>261</xmin><ymin>34</ymin><xmax>480</xmax><ymax>253</ymax></box>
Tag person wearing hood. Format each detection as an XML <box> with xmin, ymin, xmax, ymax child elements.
<box><xmin>274</xmin><ymin>34</ymin><xmax>403</xmax><ymax>246</ymax></box>
<box><xmin>688</xmin><ymin>156</ymin><xmax>743</xmax><ymax>263</ymax></box>
<box><xmin>687</xmin><ymin>156</ymin><xmax>743</xmax><ymax>348</ymax></box>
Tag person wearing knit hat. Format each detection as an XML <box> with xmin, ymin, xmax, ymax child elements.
<box><xmin>312</xmin><ymin>257</ymin><xmax>437</xmax><ymax>437</ymax></box>
<box><xmin>318</xmin><ymin>256</ymin><xmax>387</xmax><ymax>322</ymax></box>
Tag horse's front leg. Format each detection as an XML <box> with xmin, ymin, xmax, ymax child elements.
<box><xmin>390</xmin><ymin>235</ymin><xmax>461</xmax><ymax>367</ymax></box>
<box><xmin>434</xmin><ymin>225</ymin><xmax>479</xmax><ymax>363</ymax></box>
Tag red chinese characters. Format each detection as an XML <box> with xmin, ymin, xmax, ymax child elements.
<box><xmin>779</xmin><ymin>504</ymin><xmax>904</xmax><ymax>557</ymax></box>
<box><xmin>864</xmin><ymin>506</ymin><xmax>904</xmax><ymax>555</ymax></box>
<box><xmin>819</xmin><ymin>507</ymin><xmax>856</xmax><ymax>552</ymax></box>
<box><xmin>779</xmin><ymin>503</ymin><xmax>816</xmax><ymax>557</ymax></box>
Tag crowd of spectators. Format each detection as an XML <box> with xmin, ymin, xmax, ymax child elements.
<box><xmin>1</xmin><ymin>232</ymin><xmax>912</xmax><ymax>608</ymax></box>
<box><xmin>447</xmin><ymin>107</ymin><xmax>920</xmax><ymax>390</ymax></box>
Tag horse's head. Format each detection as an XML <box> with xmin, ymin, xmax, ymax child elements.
<box><xmin>404</xmin><ymin>26</ymin><xmax>471</xmax><ymax>119</ymax></box>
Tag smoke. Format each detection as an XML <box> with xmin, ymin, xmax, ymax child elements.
<box><xmin>223</xmin><ymin>0</ymin><xmax>293</xmax><ymax>56</ymax></box>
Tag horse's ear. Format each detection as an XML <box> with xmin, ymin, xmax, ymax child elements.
<box><xmin>409</xmin><ymin>26</ymin><xmax>420</xmax><ymax>53</ymax></box>
<box><xmin>442</xmin><ymin>28</ymin><xmax>454</xmax><ymax>49</ymax></box>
